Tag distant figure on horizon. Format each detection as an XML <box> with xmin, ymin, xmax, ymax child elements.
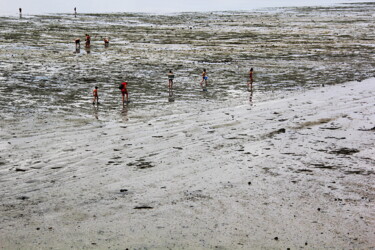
<box><xmin>85</xmin><ymin>34</ymin><xmax>91</xmax><ymax>48</ymax></box>
<box><xmin>74</xmin><ymin>7</ymin><xmax>77</xmax><ymax>17</ymax></box>
<box><xmin>119</xmin><ymin>81</ymin><xmax>129</xmax><ymax>104</ymax></box>
<box><xmin>92</xmin><ymin>86</ymin><xmax>99</xmax><ymax>105</ymax></box>
<box><xmin>248</xmin><ymin>67</ymin><xmax>254</xmax><ymax>90</ymax></box>
<box><xmin>200</xmin><ymin>69</ymin><xmax>208</xmax><ymax>88</ymax></box>
<box><xmin>19</xmin><ymin>8</ymin><xmax>22</xmax><ymax>18</ymax></box>
<box><xmin>167</xmin><ymin>70</ymin><xmax>174</xmax><ymax>89</ymax></box>
<box><xmin>104</xmin><ymin>38</ymin><xmax>109</xmax><ymax>47</ymax></box>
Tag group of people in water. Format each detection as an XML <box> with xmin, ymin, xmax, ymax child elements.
<box><xmin>91</xmin><ymin>68</ymin><xmax>255</xmax><ymax>105</ymax></box>
<box><xmin>15</xmin><ymin>7</ymin><xmax>254</xmax><ymax>106</ymax></box>
<box><xmin>74</xmin><ymin>34</ymin><xmax>109</xmax><ymax>50</ymax></box>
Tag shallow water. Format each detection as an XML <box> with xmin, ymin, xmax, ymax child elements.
<box><xmin>0</xmin><ymin>3</ymin><xmax>374</xmax><ymax>126</ymax></box>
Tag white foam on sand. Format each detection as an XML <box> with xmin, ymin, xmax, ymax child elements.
<box><xmin>0</xmin><ymin>78</ymin><xmax>374</xmax><ymax>248</ymax></box>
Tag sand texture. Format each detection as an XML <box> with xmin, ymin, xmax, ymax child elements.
<box><xmin>1</xmin><ymin>3</ymin><xmax>375</xmax><ymax>249</ymax></box>
<box><xmin>0</xmin><ymin>78</ymin><xmax>374</xmax><ymax>249</ymax></box>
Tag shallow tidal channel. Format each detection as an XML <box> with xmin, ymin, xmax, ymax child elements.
<box><xmin>0</xmin><ymin>3</ymin><xmax>374</xmax><ymax>128</ymax></box>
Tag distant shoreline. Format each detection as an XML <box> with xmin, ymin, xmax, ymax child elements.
<box><xmin>1</xmin><ymin>0</ymin><xmax>374</xmax><ymax>16</ymax></box>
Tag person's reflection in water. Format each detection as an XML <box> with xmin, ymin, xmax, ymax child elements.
<box><xmin>248</xmin><ymin>84</ymin><xmax>254</xmax><ymax>106</ymax></box>
<box><xmin>75</xmin><ymin>47</ymin><xmax>80</xmax><ymax>54</ymax></box>
<box><xmin>168</xmin><ymin>89</ymin><xmax>175</xmax><ymax>102</ymax></box>
<box><xmin>121</xmin><ymin>105</ymin><xmax>129</xmax><ymax>122</ymax></box>
<box><xmin>93</xmin><ymin>105</ymin><xmax>99</xmax><ymax>120</ymax></box>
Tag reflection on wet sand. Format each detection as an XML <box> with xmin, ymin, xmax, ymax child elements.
<box><xmin>168</xmin><ymin>89</ymin><xmax>175</xmax><ymax>102</ymax></box>
<box><xmin>248</xmin><ymin>82</ymin><xmax>253</xmax><ymax>105</ymax></box>
<box><xmin>121</xmin><ymin>105</ymin><xmax>128</xmax><ymax>122</ymax></box>
<box><xmin>93</xmin><ymin>105</ymin><xmax>99</xmax><ymax>120</ymax></box>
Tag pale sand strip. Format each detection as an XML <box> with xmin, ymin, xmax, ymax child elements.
<box><xmin>0</xmin><ymin>79</ymin><xmax>374</xmax><ymax>249</ymax></box>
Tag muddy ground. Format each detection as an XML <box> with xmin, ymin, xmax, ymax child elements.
<box><xmin>0</xmin><ymin>3</ymin><xmax>375</xmax><ymax>249</ymax></box>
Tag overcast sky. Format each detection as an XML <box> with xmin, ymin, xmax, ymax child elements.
<box><xmin>1</xmin><ymin>0</ymin><xmax>373</xmax><ymax>15</ymax></box>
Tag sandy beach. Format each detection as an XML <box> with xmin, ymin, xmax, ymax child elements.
<box><xmin>1</xmin><ymin>3</ymin><xmax>375</xmax><ymax>249</ymax></box>
<box><xmin>0</xmin><ymin>78</ymin><xmax>374</xmax><ymax>249</ymax></box>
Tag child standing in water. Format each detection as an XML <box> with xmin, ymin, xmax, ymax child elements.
<box><xmin>119</xmin><ymin>82</ymin><xmax>129</xmax><ymax>104</ymax></box>
<box><xmin>200</xmin><ymin>69</ymin><xmax>208</xmax><ymax>88</ymax></box>
<box><xmin>92</xmin><ymin>86</ymin><xmax>99</xmax><ymax>105</ymax></box>
<box><xmin>167</xmin><ymin>70</ymin><xmax>174</xmax><ymax>89</ymax></box>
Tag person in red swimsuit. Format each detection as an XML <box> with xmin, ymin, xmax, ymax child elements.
<box><xmin>120</xmin><ymin>82</ymin><xmax>128</xmax><ymax>104</ymax></box>
<box><xmin>92</xmin><ymin>86</ymin><xmax>99</xmax><ymax>105</ymax></box>
<box><xmin>85</xmin><ymin>34</ymin><xmax>91</xmax><ymax>48</ymax></box>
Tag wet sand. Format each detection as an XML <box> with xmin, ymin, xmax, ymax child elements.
<box><xmin>0</xmin><ymin>78</ymin><xmax>374</xmax><ymax>249</ymax></box>
<box><xmin>1</xmin><ymin>3</ymin><xmax>375</xmax><ymax>249</ymax></box>
<box><xmin>1</xmin><ymin>3</ymin><xmax>375</xmax><ymax>119</ymax></box>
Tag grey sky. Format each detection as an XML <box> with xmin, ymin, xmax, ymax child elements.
<box><xmin>1</xmin><ymin>0</ymin><xmax>374</xmax><ymax>15</ymax></box>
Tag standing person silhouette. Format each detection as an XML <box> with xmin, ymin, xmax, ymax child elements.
<box><xmin>85</xmin><ymin>34</ymin><xmax>91</xmax><ymax>48</ymax></box>
<box><xmin>167</xmin><ymin>70</ymin><xmax>174</xmax><ymax>89</ymax></box>
<box><xmin>248</xmin><ymin>68</ymin><xmax>254</xmax><ymax>90</ymax></box>
<box><xmin>19</xmin><ymin>8</ymin><xmax>22</xmax><ymax>18</ymax></box>
<box><xmin>75</xmin><ymin>38</ymin><xmax>81</xmax><ymax>49</ymax></box>
<box><xmin>104</xmin><ymin>38</ymin><xmax>109</xmax><ymax>47</ymax></box>
<box><xmin>119</xmin><ymin>82</ymin><xmax>129</xmax><ymax>104</ymax></box>
<box><xmin>92</xmin><ymin>86</ymin><xmax>99</xmax><ymax>105</ymax></box>
<box><xmin>200</xmin><ymin>69</ymin><xmax>208</xmax><ymax>89</ymax></box>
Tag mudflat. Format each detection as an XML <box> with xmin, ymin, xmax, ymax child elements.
<box><xmin>1</xmin><ymin>3</ymin><xmax>375</xmax><ymax>249</ymax></box>
<box><xmin>0</xmin><ymin>79</ymin><xmax>374</xmax><ymax>249</ymax></box>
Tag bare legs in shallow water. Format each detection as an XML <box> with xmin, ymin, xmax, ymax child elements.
<box><xmin>247</xmin><ymin>68</ymin><xmax>254</xmax><ymax>90</ymax></box>
<box><xmin>167</xmin><ymin>70</ymin><xmax>174</xmax><ymax>89</ymax></box>
<box><xmin>122</xmin><ymin>92</ymin><xmax>129</xmax><ymax>105</ymax></box>
<box><xmin>92</xmin><ymin>86</ymin><xmax>99</xmax><ymax>105</ymax></box>
<box><xmin>200</xmin><ymin>69</ymin><xmax>208</xmax><ymax>89</ymax></box>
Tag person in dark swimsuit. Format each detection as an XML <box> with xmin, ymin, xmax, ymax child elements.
<box><xmin>168</xmin><ymin>70</ymin><xmax>174</xmax><ymax>89</ymax></box>
<box><xmin>200</xmin><ymin>69</ymin><xmax>208</xmax><ymax>88</ymax></box>
<box><xmin>75</xmin><ymin>38</ymin><xmax>80</xmax><ymax>49</ymax></box>
<box><xmin>104</xmin><ymin>38</ymin><xmax>109</xmax><ymax>47</ymax></box>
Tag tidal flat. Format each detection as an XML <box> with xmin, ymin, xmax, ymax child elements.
<box><xmin>0</xmin><ymin>3</ymin><xmax>374</xmax><ymax>123</ymax></box>
<box><xmin>0</xmin><ymin>3</ymin><xmax>375</xmax><ymax>249</ymax></box>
